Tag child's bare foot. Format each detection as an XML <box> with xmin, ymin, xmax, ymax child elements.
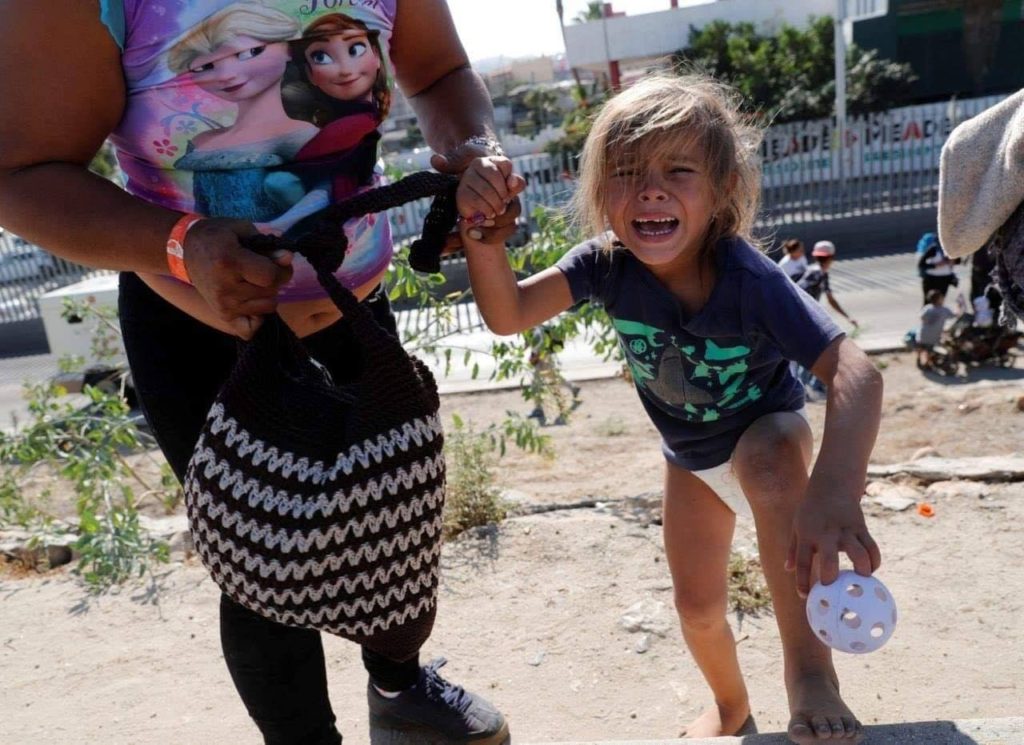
<box><xmin>681</xmin><ymin>701</ymin><xmax>751</xmax><ymax>738</ymax></box>
<box><xmin>787</xmin><ymin>673</ymin><xmax>863</xmax><ymax>743</ymax></box>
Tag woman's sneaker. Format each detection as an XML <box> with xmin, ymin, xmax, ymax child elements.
<box><xmin>367</xmin><ymin>658</ymin><xmax>509</xmax><ymax>744</ymax></box>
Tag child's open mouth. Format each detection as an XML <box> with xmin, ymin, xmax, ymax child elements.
<box><xmin>632</xmin><ymin>217</ymin><xmax>679</xmax><ymax>238</ymax></box>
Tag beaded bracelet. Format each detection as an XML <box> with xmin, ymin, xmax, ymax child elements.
<box><xmin>460</xmin><ymin>134</ymin><xmax>505</xmax><ymax>157</ymax></box>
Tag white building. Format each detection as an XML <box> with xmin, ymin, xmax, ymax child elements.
<box><xmin>565</xmin><ymin>0</ymin><xmax>837</xmax><ymax>79</ymax></box>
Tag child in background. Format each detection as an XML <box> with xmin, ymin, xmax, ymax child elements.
<box><xmin>798</xmin><ymin>241</ymin><xmax>859</xmax><ymax>329</ymax></box>
<box><xmin>917</xmin><ymin>289</ymin><xmax>958</xmax><ymax>368</ymax></box>
<box><xmin>917</xmin><ymin>233</ymin><xmax>959</xmax><ymax>304</ymax></box>
<box><xmin>792</xmin><ymin>241</ymin><xmax>858</xmax><ymax>398</ymax></box>
<box><xmin>457</xmin><ymin>73</ymin><xmax>883</xmax><ymax>743</ymax></box>
<box><xmin>778</xmin><ymin>238</ymin><xmax>808</xmax><ymax>282</ymax></box>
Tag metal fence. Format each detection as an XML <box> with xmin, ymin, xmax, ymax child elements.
<box><xmin>0</xmin><ymin>93</ymin><xmax>1009</xmax><ymax>328</ymax></box>
<box><xmin>388</xmin><ymin>152</ymin><xmax>575</xmax><ymax>244</ymax></box>
<box><xmin>759</xmin><ymin>94</ymin><xmax>1007</xmax><ymax>228</ymax></box>
<box><xmin>0</xmin><ymin>230</ymin><xmax>110</xmax><ymax>325</ymax></box>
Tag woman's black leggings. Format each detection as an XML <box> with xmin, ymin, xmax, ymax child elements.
<box><xmin>118</xmin><ymin>273</ymin><xmax>420</xmax><ymax>745</ymax></box>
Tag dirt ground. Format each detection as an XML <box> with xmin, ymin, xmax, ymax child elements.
<box><xmin>1</xmin><ymin>351</ymin><xmax>1023</xmax><ymax>743</ymax></box>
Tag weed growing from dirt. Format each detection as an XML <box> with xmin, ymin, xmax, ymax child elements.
<box><xmin>728</xmin><ymin>552</ymin><xmax>772</xmax><ymax>617</ymax></box>
<box><xmin>442</xmin><ymin>416</ymin><xmax>510</xmax><ymax>539</ymax></box>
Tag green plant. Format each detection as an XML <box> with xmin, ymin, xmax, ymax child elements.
<box><xmin>673</xmin><ymin>17</ymin><xmax>917</xmax><ymax>123</ymax></box>
<box><xmin>442</xmin><ymin>415</ymin><xmax>509</xmax><ymax>538</ymax></box>
<box><xmin>727</xmin><ymin>551</ymin><xmax>772</xmax><ymax>617</ymax></box>
<box><xmin>388</xmin><ymin>204</ymin><xmax>619</xmax><ymax>430</ymax></box>
<box><xmin>0</xmin><ymin>302</ymin><xmax>179</xmax><ymax>591</ymax></box>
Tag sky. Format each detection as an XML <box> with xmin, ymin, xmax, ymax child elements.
<box><xmin>446</xmin><ymin>0</ymin><xmax>682</xmax><ymax>64</ymax></box>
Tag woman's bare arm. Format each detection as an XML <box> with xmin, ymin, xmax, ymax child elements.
<box><xmin>0</xmin><ymin>0</ymin><xmax>291</xmax><ymax>337</ymax></box>
<box><xmin>0</xmin><ymin>0</ymin><xmax>175</xmax><ymax>272</ymax></box>
<box><xmin>390</xmin><ymin>0</ymin><xmax>497</xmax><ymax>157</ymax></box>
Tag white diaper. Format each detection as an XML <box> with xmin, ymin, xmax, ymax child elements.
<box><xmin>686</xmin><ymin>408</ymin><xmax>810</xmax><ymax>518</ymax></box>
<box><xmin>691</xmin><ymin>458</ymin><xmax>751</xmax><ymax>517</ymax></box>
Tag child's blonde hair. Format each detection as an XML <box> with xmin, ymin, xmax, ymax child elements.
<box><xmin>570</xmin><ymin>72</ymin><xmax>763</xmax><ymax>252</ymax></box>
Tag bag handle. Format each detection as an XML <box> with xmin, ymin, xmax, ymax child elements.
<box><xmin>241</xmin><ymin>170</ymin><xmax>460</xmax><ymax>317</ymax></box>
<box><xmin>239</xmin><ymin>172</ymin><xmax>459</xmax><ymax>408</ymax></box>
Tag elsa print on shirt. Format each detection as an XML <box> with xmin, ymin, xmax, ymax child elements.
<box><xmin>167</xmin><ymin>1</ymin><xmax>318</xmax><ymax>222</ymax></box>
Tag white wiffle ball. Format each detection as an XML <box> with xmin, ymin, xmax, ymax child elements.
<box><xmin>806</xmin><ymin>570</ymin><xmax>897</xmax><ymax>654</ymax></box>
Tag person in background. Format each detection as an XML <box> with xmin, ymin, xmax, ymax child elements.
<box><xmin>778</xmin><ymin>238</ymin><xmax>807</xmax><ymax>282</ymax></box>
<box><xmin>916</xmin><ymin>288</ymin><xmax>958</xmax><ymax>369</ymax></box>
<box><xmin>798</xmin><ymin>241</ymin><xmax>859</xmax><ymax>330</ymax></box>
<box><xmin>938</xmin><ymin>88</ymin><xmax>1024</xmax><ymax>324</ymax></box>
<box><xmin>917</xmin><ymin>232</ymin><xmax>959</xmax><ymax>304</ymax></box>
<box><xmin>794</xmin><ymin>241</ymin><xmax>858</xmax><ymax>397</ymax></box>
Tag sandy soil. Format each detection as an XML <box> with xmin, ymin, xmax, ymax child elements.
<box><xmin>1</xmin><ymin>351</ymin><xmax>1023</xmax><ymax>743</ymax></box>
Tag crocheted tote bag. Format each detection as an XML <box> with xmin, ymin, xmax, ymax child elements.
<box><xmin>183</xmin><ymin>173</ymin><xmax>458</xmax><ymax>660</ymax></box>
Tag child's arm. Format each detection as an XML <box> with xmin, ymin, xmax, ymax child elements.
<box><xmin>458</xmin><ymin>157</ymin><xmax>574</xmax><ymax>334</ymax></box>
<box><xmin>787</xmin><ymin>336</ymin><xmax>883</xmax><ymax>596</ymax></box>
<box><xmin>824</xmin><ymin>290</ymin><xmax>858</xmax><ymax>328</ymax></box>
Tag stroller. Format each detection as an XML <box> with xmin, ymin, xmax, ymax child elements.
<box><xmin>905</xmin><ymin>312</ymin><xmax>1022</xmax><ymax>375</ymax></box>
<box><xmin>943</xmin><ymin>314</ymin><xmax>1023</xmax><ymax>368</ymax></box>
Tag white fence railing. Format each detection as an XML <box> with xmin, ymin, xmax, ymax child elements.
<box><xmin>758</xmin><ymin>94</ymin><xmax>1007</xmax><ymax>226</ymax></box>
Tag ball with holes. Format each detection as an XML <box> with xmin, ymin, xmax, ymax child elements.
<box><xmin>806</xmin><ymin>570</ymin><xmax>897</xmax><ymax>654</ymax></box>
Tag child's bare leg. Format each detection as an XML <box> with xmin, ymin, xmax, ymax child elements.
<box><xmin>663</xmin><ymin>462</ymin><xmax>750</xmax><ymax>737</ymax></box>
<box><xmin>732</xmin><ymin>412</ymin><xmax>863</xmax><ymax>744</ymax></box>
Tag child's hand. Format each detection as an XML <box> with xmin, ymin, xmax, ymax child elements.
<box><xmin>457</xmin><ymin>156</ymin><xmax>525</xmax><ymax>243</ymax></box>
<box><xmin>786</xmin><ymin>496</ymin><xmax>881</xmax><ymax>598</ymax></box>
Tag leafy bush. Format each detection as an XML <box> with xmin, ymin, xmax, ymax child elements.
<box><xmin>674</xmin><ymin>17</ymin><xmax>917</xmax><ymax>123</ymax></box>
<box><xmin>0</xmin><ymin>300</ymin><xmax>178</xmax><ymax>590</ymax></box>
<box><xmin>442</xmin><ymin>415</ymin><xmax>509</xmax><ymax>539</ymax></box>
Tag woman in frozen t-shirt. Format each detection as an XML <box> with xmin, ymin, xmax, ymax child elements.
<box><xmin>0</xmin><ymin>1</ymin><xmax>523</xmax><ymax>743</ymax></box>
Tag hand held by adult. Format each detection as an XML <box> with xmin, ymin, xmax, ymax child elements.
<box><xmin>182</xmin><ymin>217</ymin><xmax>294</xmax><ymax>339</ymax></box>
<box><xmin>433</xmin><ymin>141</ymin><xmax>526</xmax><ymax>248</ymax></box>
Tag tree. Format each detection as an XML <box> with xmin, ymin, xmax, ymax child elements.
<box><xmin>556</xmin><ymin>0</ymin><xmax>589</xmax><ymax>106</ymax></box>
<box><xmin>573</xmin><ymin>1</ymin><xmax>603</xmax><ymax>24</ymax></box>
<box><xmin>673</xmin><ymin>16</ymin><xmax>917</xmax><ymax>123</ymax></box>
<box><xmin>522</xmin><ymin>87</ymin><xmax>561</xmax><ymax>132</ymax></box>
<box><xmin>962</xmin><ymin>0</ymin><xmax>1003</xmax><ymax>93</ymax></box>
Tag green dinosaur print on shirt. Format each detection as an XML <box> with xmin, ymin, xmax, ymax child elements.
<box><xmin>613</xmin><ymin>320</ymin><xmax>757</xmax><ymax>422</ymax></box>
<box><xmin>705</xmin><ymin>339</ymin><xmax>750</xmax><ymax>361</ymax></box>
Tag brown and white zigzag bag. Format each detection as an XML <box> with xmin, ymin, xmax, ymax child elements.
<box><xmin>183</xmin><ymin>173</ymin><xmax>458</xmax><ymax>660</ymax></box>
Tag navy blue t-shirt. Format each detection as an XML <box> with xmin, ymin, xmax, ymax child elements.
<box><xmin>556</xmin><ymin>237</ymin><xmax>845</xmax><ymax>470</ymax></box>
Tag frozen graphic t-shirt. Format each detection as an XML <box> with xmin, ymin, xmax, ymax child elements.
<box><xmin>557</xmin><ymin>237</ymin><xmax>845</xmax><ymax>470</ymax></box>
<box><xmin>102</xmin><ymin>0</ymin><xmax>397</xmax><ymax>299</ymax></box>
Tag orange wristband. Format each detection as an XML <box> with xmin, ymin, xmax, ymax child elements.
<box><xmin>166</xmin><ymin>213</ymin><xmax>202</xmax><ymax>284</ymax></box>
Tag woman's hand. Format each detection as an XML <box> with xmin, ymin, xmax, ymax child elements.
<box><xmin>182</xmin><ymin>218</ymin><xmax>294</xmax><ymax>339</ymax></box>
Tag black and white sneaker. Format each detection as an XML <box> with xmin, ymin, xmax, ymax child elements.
<box><xmin>367</xmin><ymin>658</ymin><xmax>509</xmax><ymax>744</ymax></box>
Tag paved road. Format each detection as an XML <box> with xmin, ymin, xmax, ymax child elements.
<box><xmin>0</xmin><ymin>251</ymin><xmax>948</xmax><ymax>423</ymax></box>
